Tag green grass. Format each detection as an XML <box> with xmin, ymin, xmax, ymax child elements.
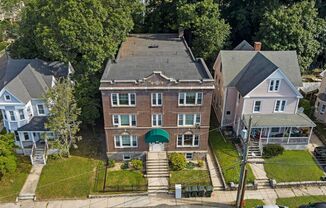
<box><xmin>209</xmin><ymin>129</ymin><xmax>255</xmax><ymax>184</ymax></box>
<box><xmin>170</xmin><ymin>170</ymin><xmax>211</xmax><ymax>187</ymax></box>
<box><xmin>36</xmin><ymin>156</ymin><xmax>100</xmax><ymax>199</ymax></box>
<box><xmin>264</xmin><ymin>151</ymin><xmax>324</xmax><ymax>182</ymax></box>
<box><xmin>244</xmin><ymin>199</ymin><xmax>264</xmax><ymax>208</ymax></box>
<box><xmin>0</xmin><ymin>156</ymin><xmax>31</xmax><ymax>202</ymax></box>
<box><xmin>0</xmin><ymin>42</ymin><xmax>8</xmax><ymax>51</ymax></box>
<box><xmin>277</xmin><ymin>195</ymin><xmax>326</xmax><ymax>208</ymax></box>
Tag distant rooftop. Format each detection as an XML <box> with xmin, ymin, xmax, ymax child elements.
<box><xmin>101</xmin><ymin>34</ymin><xmax>213</xmax><ymax>82</ymax></box>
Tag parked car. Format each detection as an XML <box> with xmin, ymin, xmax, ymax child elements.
<box><xmin>256</xmin><ymin>205</ymin><xmax>288</xmax><ymax>208</ymax></box>
<box><xmin>299</xmin><ymin>202</ymin><xmax>326</xmax><ymax>208</ymax></box>
<box><xmin>314</xmin><ymin>147</ymin><xmax>326</xmax><ymax>157</ymax></box>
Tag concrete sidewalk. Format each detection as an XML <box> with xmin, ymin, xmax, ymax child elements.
<box><xmin>18</xmin><ymin>164</ymin><xmax>44</xmax><ymax>200</ymax></box>
<box><xmin>1</xmin><ymin>186</ymin><xmax>326</xmax><ymax>208</ymax></box>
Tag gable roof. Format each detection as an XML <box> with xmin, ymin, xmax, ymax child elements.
<box><xmin>219</xmin><ymin>50</ymin><xmax>302</xmax><ymax>93</ymax></box>
<box><xmin>233</xmin><ymin>40</ymin><xmax>254</xmax><ymax>51</ymax></box>
<box><xmin>0</xmin><ymin>54</ymin><xmax>71</xmax><ymax>103</ymax></box>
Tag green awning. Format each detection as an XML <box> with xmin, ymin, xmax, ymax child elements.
<box><xmin>145</xmin><ymin>129</ymin><xmax>169</xmax><ymax>143</ymax></box>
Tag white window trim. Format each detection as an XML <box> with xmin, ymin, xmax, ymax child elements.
<box><xmin>18</xmin><ymin>109</ymin><xmax>25</xmax><ymax>120</ymax></box>
<box><xmin>321</xmin><ymin>104</ymin><xmax>326</xmax><ymax>114</ymax></box>
<box><xmin>152</xmin><ymin>113</ymin><xmax>162</xmax><ymax>127</ymax></box>
<box><xmin>112</xmin><ymin>114</ymin><xmax>136</xmax><ymax>127</ymax></box>
<box><xmin>185</xmin><ymin>152</ymin><xmax>193</xmax><ymax>160</ymax></box>
<box><xmin>36</xmin><ymin>104</ymin><xmax>46</xmax><ymax>115</ymax></box>
<box><xmin>178</xmin><ymin>92</ymin><xmax>203</xmax><ymax>106</ymax></box>
<box><xmin>177</xmin><ymin>113</ymin><xmax>201</xmax><ymax>127</ymax></box>
<box><xmin>151</xmin><ymin>93</ymin><xmax>163</xmax><ymax>106</ymax></box>
<box><xmin>274</xmin><ymin>99</ymin><xmax>287</xmax><ymax>112</ymax></box>
<box><xmin>111</xmin><ymin>93</ymin><xmax>136</xmax><ymax>107</ymax></box>
<box><xmin>4</xmin><ymin>94</ymin><xmax>11</xmax><ymax>101</ymax></box>
<box><xmin>114</xmin><ymin>135</ymin><xmax>138</xmax><ymax>148</ymax></box>
<box><xmin>9</xmin><ymin>110</ymin><xmax>16</xmax><ymax>121</ymax></box>
<box><xmin>253</xmin><ymin>100</ymin><xmax>262</xmax><ymax>113</ymax></box>
<box><xmin>268</xmin><ymin>79</ymin><xmax>281</xmax><ymax>92</ymax></box>
<box><xmin>177</xmin><ymin>134</ymin><xmax>200</xmax><ymax>147</ymax></box>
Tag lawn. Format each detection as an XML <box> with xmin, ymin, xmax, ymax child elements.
<box><xmin>0</xmin><ymin>156</ymin><xmax>31</xmax><ymax>202</ymax></box>
<box><xmin>277</xmin><ymin>195</ymin><xmax>326</xmax><ymax>208</ymax></box>
<box><xmin>264</xmin><ymin>151</ymin><xmax>324</xmax><ymax>182</ymax></box>
<box><xmin>170</xmin><ymin>170</ymin><xmax>211</xmax><ymax>187</ymax></box>
<box><xmin>209</xmin><ymin>129</ymin><xmax>255</xmax><ymax>184</ymax></box>
<box><xmin>244</xmin><ymin>199</ymin><xmax>264</xmax><ymax>208</ymax></box>
<box><xmin>36</xmin><ymin>156</ymin><xmax>100</xmax><ymax>199</ymax></box>
<box><xmin>0</xmin><ymin>42</ymin><xmax>8</xmax><ymax>52</ymax></box>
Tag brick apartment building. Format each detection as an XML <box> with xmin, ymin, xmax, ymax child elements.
<box><xmin>99</xmin><ymin>33</ymin><xmax>215</xmax><ymax>160</ymax></box>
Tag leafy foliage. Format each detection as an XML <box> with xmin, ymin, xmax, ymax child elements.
<box><xmin>0</xmin><ymin>133</ymin><xmax>17</xmax><ymax>178</ymax></box>
<box><xmin>131</xmin><ymin>159</ymin><xmax>143</xmax><ymax>170</ymax></box>
<box><xmin>169</xmin><ymin>152</ymin><xmax>186</xmax><ymax>171</ymax></box>
<box><xmin>45</xmin><ymin>78</ymin><xmax>81</xmax><ymax>157</ymax></box>
<box><xmin>120</xmin><ymin>161</ymin><xmax>129</xmax><ymax>170</ymax></box>
<box><xmin>263</xmin><ymin>144</ymin><xmax>285</xmax><ymax>158</ymax></box>
<box><xmin>256</xmin><ymin>1</ymin><xmax>325</xmax><ymax>71</ymax></box>
<box><xmin>107</xmin><ymin>159</ymin><xmax>115</xmax><ymax>168</ymax></box>
<box><xmin>197</xmin><ymin>160</ymin><xmax>204</xmax><ymax>168</ymax></box>
<box><xmin>178</xmin><ymin>0</ymin><xmax>230</xmax><ymax>64</ymax></box>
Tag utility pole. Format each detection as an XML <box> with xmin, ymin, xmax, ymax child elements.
<box><xmin>236</xmin><ymin>116</ymin><xmax>252</xmax><ymax>208</ymax></box>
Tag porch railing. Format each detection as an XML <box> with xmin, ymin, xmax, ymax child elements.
<box><xmin>29</xmin><ymin>143</ymin><xmax>36</xmax><ymax>165</ymax></box>
<box><xmin>260</xmin><ymin>137</ymin><xmax>309</xmax><ymax>145</ymax></box>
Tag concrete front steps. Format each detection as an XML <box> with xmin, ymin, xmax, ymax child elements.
<box><xmin>256</xmin><ymin>178</ymin><xmax>270</xmax><ymax>189</ymax></box>
<box><xmin>248</xmin><ymin>140</ymin><xmax>262</xmax><ymax>160</ymax></box>
<box><xmin>17</xmin><ymin>193</ymin><xmax>35</xmax><ymax>201</ymax></box>
<box><xmin>33</xmin><ymin>148</ymin><xmax>46</xmax><ymax>165</ymax></box>
<box><xmin>146</xmin><ymin>152</ymin><xmax>169</xmax><ymax>194</ymax></box>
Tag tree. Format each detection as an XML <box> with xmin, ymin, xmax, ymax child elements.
<box><xmin>256</xmin><ymin>1</ymin><xmax>325</xmax><ymax>71</ymax></box>
<box><xmin>45</xmin><ymin>78</ymin><xmax>81</xmax><ymax>157</ymax></box>
<box><xmin>178</xmin><ymin>0</ymin><xmax>230</xmax><ymax>65</ymax></box>
<box><xmin>0</xmin><ymin>133</ymin><xmax>17</xmax><ymax>178</ymax></box>
<box><xmin>10</xmin><ymin>0</ymin><xmax>142</xmax><ymax>125</ymax></box>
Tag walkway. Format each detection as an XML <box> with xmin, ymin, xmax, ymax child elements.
<box><xmin>308</xmin><ymin>132</ymin><xmax>324</xmax><ymax>152</ymax></box>
<box><xmin>2</xmin><ymin>186</ymin><xmax>326</xmax><ymax>207</ymax></box>
<box><xmin>206</xmin><ymin>148</ymin><xmax>224</xmax><ymax>190</ymax></box>
<box><xmin>17</xmin><ymin>164</ymin><xmax>44</xmax><ymax>200</ymax></box>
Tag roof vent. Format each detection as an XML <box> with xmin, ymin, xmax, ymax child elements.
<box><xmin>148</xmin><ymin>45</ymin><xmax>159</xmax><ymax>48</ymax></box>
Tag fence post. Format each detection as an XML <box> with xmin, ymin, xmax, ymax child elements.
<box><xmin>103</xmin><ymin>159</ymin><xmax>108</xmax><ymax>192</ymax></box>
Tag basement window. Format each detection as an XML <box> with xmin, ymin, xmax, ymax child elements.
<box><xmin>123</xmin><ymin>154</ymin><xmax>131</xmax><ymax>161</ymax></box>
<box><xmin>185</xmin><ymin>153</ymin><xmax>193</xmax><ymax>160</ymax></box>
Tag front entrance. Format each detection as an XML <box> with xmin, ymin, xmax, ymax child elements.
<box><xmin>149</xmin><ymin>142</ymin><xmax>165</xmax><ymax>152</ymax></box>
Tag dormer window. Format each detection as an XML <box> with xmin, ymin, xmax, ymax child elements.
<box><xmin>269</xmin><ymin>79</ymin><xmax>281</xmax><ymax>92</ymax></box>
<box><xmin>4</xmin><ymin>95</ymin><xmax>11</xmax><ymax>101</ymax></box>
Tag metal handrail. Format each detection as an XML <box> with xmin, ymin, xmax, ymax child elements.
<box><xmin>30</xmin><ymin>143</ymin><xmax>36</xmax><ymax>165</ymax></box>
<box><xmin>43</xmin><ymin>140</ymin><xmax>48</xmax><ymax>165</ymax></box>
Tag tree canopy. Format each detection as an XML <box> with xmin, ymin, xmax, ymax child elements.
<box><xmin>256</xmin><ymin>1</ymin><xmax>325</xmax><ymax>71</ymax></box>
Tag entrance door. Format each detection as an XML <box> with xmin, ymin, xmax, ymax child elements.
<box><xmin>149</xmin><ymin>142</ymin><xmax>164</xmax><ymax>152</ymax></box>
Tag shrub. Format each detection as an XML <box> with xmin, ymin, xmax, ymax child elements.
<box><xmin>169</xmin><ymin>152</ymin><xmax>186</xmax><ymax>171</ymax></box>
<box><xmin>131</xmin><ymin>159</ymin><xmax>143</xmax><ymax>170</ymax></box>
<box><xmin>186</xmin><ymin>161</ymin><xmax>195</xmax><ymax>169</ymax></box>
<box><xmin>0</xmin><ymin>128</ymin><xmax>7</xmax><ymax>135</ymax></box>
<box><xmin>107</xmin><ymin>159</ymin><xmax>115</xmax><ymax>168</ymax></box>
<box><xmin>48</xmin><ymin>153</ymin><xmax>61</xmax><ymax>160</ymax></box>
<box><xmin>197</xmin><ymin>160</ymin><xmax>204</xmax><ymax>167</ymax></box>
<box><xmin>120</xmin><ymin>161</ymin><xmax>129</xmax><ymax>170</ymax></box>
<box><xmin>263</xmin><ymin>144</ymin><xmax>285</xmax><ymax>158</ymax></box>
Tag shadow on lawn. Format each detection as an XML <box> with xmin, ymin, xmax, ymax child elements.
<box><xmin>70</xmin><ymin>123</ymin><xmax>107</xmax><ymax>160</ymax></box>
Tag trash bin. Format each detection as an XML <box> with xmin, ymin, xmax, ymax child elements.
<box><xmin>175</xmin><ymin>184</ymin><xmax>182</xmax><ymax>199</ymax></box>
<box><xmin>205</xmin><ymin>185</ymin><xmax>213</xmax><ymax>197</ymax></box>
<box><xmin>191</xmin><ymin>185</ymin><xmax>198</xmax><ymax>197</ymax></box>
<box><xmin>183</xmin><ymin>186</ymin><xmax>191</xmax><ymax>198</ymax></box>
<box><xmin>197</xmin><ymin>186</ymin><xmax>205</xmax><ymax>197</ymax></box>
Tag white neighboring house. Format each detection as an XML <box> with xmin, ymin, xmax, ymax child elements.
<box><xmin>0</xmin><ymin>54</ymin><xmax>73</xmax><ymax>164</ymax></box>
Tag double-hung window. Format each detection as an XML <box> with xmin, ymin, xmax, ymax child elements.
<box><xmin>269</xmin><ymin>79</ymin><xmax>281</xmax><ymax>92</ymax></box>
<box><xmin>111</xmin><ymin>93</ymin><xmax>136</xmax><ymax>106</ymax></box>
<box><xmin>253</xmin><ymin>101</ymin><xmax>261</xmax><ymax>113</ymax></box>
<box><xmin>37</xmin><ymin>104</ymin><xmax>45</xmax><ymax>115</ymax></box>
<box><xmin>151</xmin><ymin>93</ymin><xmax>162</xmax><ymax>106</ymax></box>
<box><xmin>178</xmin><ymin>92</ymin><xmax>203</xmax><ymax>106</ymax></box>
<box><xmin>18</xmin><ymin>109</ymin><xmax>25</xmax><ymax>120</ymax></box>
<box><xmin>9</xmin><ymin>111</ymin><xmax>15</xmax><ymax>121</ymax></box>
<box><xmin>114</xmin><ymin>135</ymin><xmax>138</xmax><ymax>148</ymax></box>
<box><xmin>321</xmin><ymin>105</ymin><xmax>326</xmax><ymax>114</ymax></box>
<box><xmin>177</xmin><ymin>134</ymin><xmax>199</xmax><ymax>147</ymax></box>
<box><xmin>274</xmin><ymin>100</ymin><xmax>286</xmax><ymax>112</ymax></box>
<box><xmin>112</xmin><ymin>114</ymin><xmax>136</xmax><ymax>127</ymax></box>
<box><xmin>152</xmin><ymin>114</ymin><xmax>162</xmax><ymax>127</ymax></box>
<box><xmin>178</xmin><ymin>114</ymin><xmax>201</xmax><ymax>126</ymax></box>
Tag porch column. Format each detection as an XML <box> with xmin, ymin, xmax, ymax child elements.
<box><xmin>18</xmin><ymin>132</ymin><xmax>25</xmax><ymax>155</ymax></box>
<box><xmin>308</xmin><ymin>127</ymin><xmax>313</xmax><ymax>145</ymax></box>
<box><xmin>267</xmin><ymin>128</ymin><xmax>271</xmax><ymax>144</ymax></box>
<box><xmin>287</xmin><ymin>127</ymin><xmax>292</xmax><ymax>144</ymax></box>
<box><xmin>31</xmin><ymin>132</ymin><xmax>35</xmax><ymax>145</ymax></box>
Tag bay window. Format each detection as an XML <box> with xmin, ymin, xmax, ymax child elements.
<box><xmin>178</xmin><ymin>114</ymin><xmax>201</xmax><ymax>126</ymax></box>
<box><xmin>111</xmin><ymin>93</ymin><xmax>136</xmax><ymax>106</ymax></box>
<box><xmin>178</xmin><ymin>92</ymin><xmax>203</xmax><ymax>105</ymax></box>
<box><xmin>114</xmin><ymin>135</ymin><xmax>138</xmax><ymax>148</ymax></box>
<box><xmin>112</xmin><ymin>114</ymin><xmax>136</xmax><ymax>127</ymax></box>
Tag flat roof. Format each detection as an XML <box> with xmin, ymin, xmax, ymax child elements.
<box><xmin>243</xmin><ymin>113</ymin><xmax>316</xmax><ymax>128</ymax></box>
<box><xmin>101</xmin><ymin>34</ymin><xmax>213</xmax><ymax>82</ymax></box>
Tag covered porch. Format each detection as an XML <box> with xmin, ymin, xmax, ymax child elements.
<box><xmin>242</xmin><ymin>113</ymin><xmax>316</xmax><ymax>151</ymax></box>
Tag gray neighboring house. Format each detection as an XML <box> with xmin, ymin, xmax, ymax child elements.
<box><xmin>0</xmin><ymin>54</ymin><xmax>73</xmax><ymax>164</ymax></box>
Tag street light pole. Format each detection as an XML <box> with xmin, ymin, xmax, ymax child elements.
<box><xmin>236</xmin><ymin>116</ymin><xmax>252</xmax><ymax>208</ymax></box>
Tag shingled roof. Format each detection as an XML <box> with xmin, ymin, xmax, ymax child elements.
<box><xmin>0</xmin><ymin>55</ymin><xmax>72</xmax><ymax>103</ymax></box>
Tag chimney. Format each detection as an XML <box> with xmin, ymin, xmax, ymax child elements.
<box><xmin>254</xmin><ymin>42</ymin><xmax>262</xmax><ymax>51</ymax></box>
